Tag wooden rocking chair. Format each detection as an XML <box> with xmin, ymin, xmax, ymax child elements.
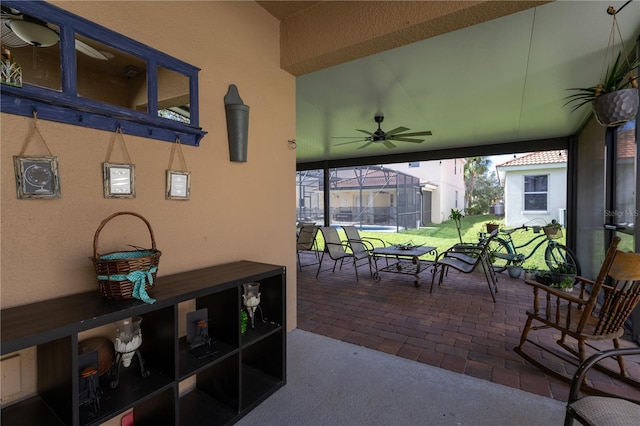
<box><xmin>514</xmin><ymin>237</ymin><xmax>640</xmax><ymax>391</ymax></box>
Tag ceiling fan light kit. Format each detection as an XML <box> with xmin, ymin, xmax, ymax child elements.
<box><xmin>6</xmin><ymin>19</ymin><xmax>59</xmax><ymax>47</ymax></box>
<box><xmin>333</xmin><ymin>113</ymin><xmax>432</xmax><ymax>150</ymax></box>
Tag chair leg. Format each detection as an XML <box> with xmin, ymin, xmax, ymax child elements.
<box><xmin>563</xmin><ymin>408</ymin><xmax>575</xmax><ymax>426</ymax></box>
<box><xmin>480</xmin><ymin>260</ymin><xmax>496</xmax><ymax>303</ymax></box>
<box><xmin>517</xmin><ymin>314</ymin><xmax>534</xmax><ymax>349</ymax></box>
<box><xmin>367</xmin><ymin>255</ymin><xmax>376</xmax><ymax>278</ymax></box>
<box><xmin>315</xmin><ymin>251</ymin><xmax>326</xmax><ymax>278</ymax></box>
<box><xmin>430</xmin><ymin>264</ymin><xmax>446</xmax><ymax>294</ymax></box>
<box><xmin>613</xmin><ymin>338</ymin><xmax>628</xmax><ymax>377</ymax></box>
<box><xmin>429</xmin><ymin>264</ymin><xmax>439</xmax><ymax>294</ymax></box>
<box><xmin>353</xmin><ymin>257</ymin><xmax>359</xmax><ymax>283</ymax></box>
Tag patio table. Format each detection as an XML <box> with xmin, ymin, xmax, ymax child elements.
<box><xmin>371</xmin><ymin>244</ymin><xmax>438</xmax><ymax>288</ymax></box>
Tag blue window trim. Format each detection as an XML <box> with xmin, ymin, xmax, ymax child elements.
<box><xmin>0</xmin><ymin>0</ymin><xmax>206</xmax><ymax>146</ymax></box>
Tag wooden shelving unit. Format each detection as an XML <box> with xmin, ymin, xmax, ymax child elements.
<box><xmin>1</xmin><ymin>261</ymin><xmax>286</xmax><ymax>426</ymax></box>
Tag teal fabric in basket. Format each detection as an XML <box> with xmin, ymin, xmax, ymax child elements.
<box><xmin>100</xmin><ymin>251</ymin><xmax>155</xmax><ymax>260</ymax></box>
<box><xmin>97</xmin><ymin>251</ymin><xmax>158</xmax><ymax>304</ymax></box>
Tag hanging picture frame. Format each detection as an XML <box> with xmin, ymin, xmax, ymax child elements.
<box><xmin>166</xmin><ymin>137</ymin><xmax>191</xmax><ymax>201</ymax></box>
<box><xmin>103</xmin><ymin>162</ymin><xmax>135</xmax><ymax>198</ymax></box>
<box><xmin>14</xmin><ymin>112</ymin><xmax>60</xmax><ymax>200</ymax></box>
<box><xmin>103</xmin><ymin>127</ymin><xmax>135</xmax><ymax>199</ymax></box>
<box><xmin>166</xmin><ymin>170</ymin><xmax>190</xmax><ymax>200</ymax></box>
<box><xmin>14</xmin><ymin>155</ymin><xmax>61</xmax><ymax>199</ymax></box>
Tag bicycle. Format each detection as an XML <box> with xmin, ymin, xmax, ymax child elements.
<box><xmin>479</xmin><ymin>219</ymin><xmax>581</xmax><ymax>275</ymax></box>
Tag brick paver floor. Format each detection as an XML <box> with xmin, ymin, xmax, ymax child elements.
<box><xmin>296</xmin><ymin>252</ymin><xmax>640</xmax><ymax>402</ymax></box>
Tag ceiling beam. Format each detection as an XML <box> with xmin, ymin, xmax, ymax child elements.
<box><xmin>279</xmin><ymin>0</ymin><xmax>550</xmax><ymax>76</ymax></box>
<box><xmin>297</xmin><ymin>136</ymin><xmax>569</xmax><ymax>171</ymax></box>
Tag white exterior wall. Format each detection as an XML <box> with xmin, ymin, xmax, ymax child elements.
<box><xmin>389</xmin><ymin>159</ymin><xmax>465</xmax><ymax>224</ymax></box>
<box><xmin>501</xmin><ymin>164</ymin><xmax>567</xmax><ymax>227</ymax></box>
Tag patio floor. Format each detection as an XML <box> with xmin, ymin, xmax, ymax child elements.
<box><xmin>296</xmin><ymin>252</ymin><xmax>640</xmax><ymax>403</ymax></box>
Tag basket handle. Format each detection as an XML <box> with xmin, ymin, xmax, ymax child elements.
<box><xmin>93</xmin><ymin>211</ymin><xmax>157</xmax><ymax>260</ymax></box>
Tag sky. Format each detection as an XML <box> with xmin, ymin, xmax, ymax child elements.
<box><xmin>488</xmin><ymin>153</ymin><xmax>526</xmax><ymax>168</ymax></box>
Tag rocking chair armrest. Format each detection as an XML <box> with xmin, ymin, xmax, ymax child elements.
<box><xmin>574</xmin><ymin>275</ymin><xmax>595</xmax><ymax>286</ymax></box>
<box><xmin>525</xmin><ymin>280</ymin><xmax>589</xmax><ymax>308</ymax></box>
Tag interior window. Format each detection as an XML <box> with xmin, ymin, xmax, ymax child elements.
<box><xmin>0</xmin><ymin>1</ymin><xmax>205</xmax><ymax>146</ymax></box>
<box><xmin>1</xmin><ymin>22</ymin><xmax>62</xmax><ymax>91</ymax></box>
<box><xmin>75</xmin><ymin>33</ymin><xmax>148</xmax><ymax>112</ymax></box>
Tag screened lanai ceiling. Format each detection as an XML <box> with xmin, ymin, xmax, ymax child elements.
<box><xmin>263</xmin><ymin>1</ymin><xmax>640</xmax><ymax>164</ymax></box>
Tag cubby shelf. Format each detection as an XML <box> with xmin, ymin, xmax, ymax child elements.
<box><xmin>1</xmin><ymin>260</ymin><xmax>286</xmax><ymax>426</ymax></box>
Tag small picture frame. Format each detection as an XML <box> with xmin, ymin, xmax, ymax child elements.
<box><xmin>14</xmin><ymin>156</ymin><xmax>61</xmax><ymax>199</ymax></box>
<box><xmin>103</xmin><ymin>162</ymin><xmax>135</xmax><ymax>198</ymax></box>
<box><xmin>166</xmin><ymin>170</ymin><xmax>190</xmax><ymax>200</ymax></box>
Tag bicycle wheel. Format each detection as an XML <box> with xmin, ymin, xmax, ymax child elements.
<box><xmin>544</xmin><ymin>243</ymin><xmax>581</xmax><ymax>276</ymax></box>
<box><xmin>488</xmin><ymin>237</ymin><xmax>513</xmax><ymax>272</ymax></box>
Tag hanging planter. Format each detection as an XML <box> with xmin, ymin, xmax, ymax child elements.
<box><xmin>564</xmin><ymin>6</ymin><xmax>639</xmax><ymax>127</ymax></box>
<box><xmin>594</xmin><ymin>87</ymin><xmax>639</xmax><ymax>126</ymax></box>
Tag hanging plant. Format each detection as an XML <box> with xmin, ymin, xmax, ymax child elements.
<box><xmin>564</xmin><ymin>6</ymin><xmax>639</xmax><ymax>127</ymax></box>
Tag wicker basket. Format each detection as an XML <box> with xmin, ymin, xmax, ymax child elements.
<box><xmin>543</xmin><ymin>224</ymin><xmax>563</xmax><ymax>240</ymax></box>
<box><xmin>93</xmin><ymin>211</ymin><xmax>161</xmax><ymax>301</ymax></box>
<box><xmin>486</xmin><ymin>223</ymin><xmax>500</xmax><ymax>233</ymax></box>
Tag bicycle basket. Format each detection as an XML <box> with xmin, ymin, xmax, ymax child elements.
<box><xmin>543</xmin><ymin>224</ymin><xmax>562</xmax><ymax>240</ymax></box>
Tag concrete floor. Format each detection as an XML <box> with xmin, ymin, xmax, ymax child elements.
<box><xmin>236</xmin><ymin>329</ymin><xmax>566</xmax><ymax>426</ymax></box>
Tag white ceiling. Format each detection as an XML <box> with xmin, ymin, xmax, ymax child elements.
<box><xmin>295</xmin><ymin>1</ymin><xmax>640</xmax><ymax>164</ymax></box>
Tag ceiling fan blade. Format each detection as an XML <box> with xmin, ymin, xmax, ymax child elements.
<box><xmin>394</xmin><ymin>130</ymin><xmax>432</xmax><ymax>137</ymax></box>
<box><xmin>389</xmin><ymin>137</ymin><xmax>424</xmax><ymax>143</ymax></box>
<box><xmin>384</xmin><ymin>126</ymin><xmax>409</xmax><ymax>136</ymax></box>
<box><xmin>355</xmin><ymin>129</ymin><xmax>374</xmax><ymax>136</ymax></box>
<box><xmin>334</xmin><ymin>139</ymin><xmax>368</xmax><ymax>146</ymax></box>
<box><xmin>383</xmin><ymin>141</ymin><xmax>396</xmax><ymax>149</ymax></box>
<box><xmin>358</xmin><ymin>141</ymin><xmax>375</xmax><ymax>149</ymax></box>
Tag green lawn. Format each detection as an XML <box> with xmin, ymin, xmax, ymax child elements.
<box><xmin>316</xmin><ymin>215</ymin><xmax>567</xmax><ymax>269</ymax></box>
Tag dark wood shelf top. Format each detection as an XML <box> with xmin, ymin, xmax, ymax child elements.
<box><xmin>2</xmin><ymin>260</ymin><xmax>284</xmax><ymax>355</ymax></box>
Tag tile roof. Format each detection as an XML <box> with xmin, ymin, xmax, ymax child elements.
<box><xmin>497</xmin><ymin>150</ymin><xmax>567</xmax><ymax>167</ymax></box>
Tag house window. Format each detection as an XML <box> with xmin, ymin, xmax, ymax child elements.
<box><xmin>408</xmin><ymin>162</ymin><xmax>420</xmax><ymax>168</ymax></box>
<box><xmin>455</xmin><ymin>190</ymin><xmax>458</xmax><ymax>208</ymax></box>
<box><xmin>524</xmin><ymin>175</ymin><xmax>548</xmax><ymax>211</ymax></box>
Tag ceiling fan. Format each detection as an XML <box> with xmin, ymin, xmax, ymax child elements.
<box><xmin>333</xmin><ymin>114</ymin><xmax>432</xmax><ymax>149</ymax></box>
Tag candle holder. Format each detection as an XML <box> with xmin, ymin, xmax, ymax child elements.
<box><xmin>242</xmin><ymin>282</ymin><xmax>261</xmax><ymax>329</ymax></box>
<box><xmin>186</xmin><ymin>308</ymin><xmax>217</xmax><ymax>359</ymax></box>
<box><xmin>110</xmin><ymin>316</ymin><xmax>149</xmax><ymax>388</ymax></box>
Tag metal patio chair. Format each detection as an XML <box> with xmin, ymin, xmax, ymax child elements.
<box><xmin>564</xmin><ymin>347</ymin><xmax>640</xmax><ymax>425</ymax></box>
<box><xmin>431</xmin><ymin>229</ymin><xmax>499</xmax><ymax>302</ymax></box>
<box><xmin>296</xmin><ymin>224</ymin><xmax>320</xmax><ymax>271</ymax></box>
<box><xmin>315</xmin><ymin>226</ymin><xmax>373</xmax><ymax>283</ymax></box>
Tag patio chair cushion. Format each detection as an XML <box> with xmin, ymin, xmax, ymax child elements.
<box><xmin>569</xmin><ymin>396</ymin><xmax>640</xmax><ymax>426</ymax></box>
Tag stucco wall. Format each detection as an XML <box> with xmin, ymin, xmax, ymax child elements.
<box><xmin>1</xmin><ymin>1</ymin><xmax>296</xmax><ymax>404</ymax></box>
<box><xmin>502</xmin><ymin>165</ymin><xmax>567</xmax><ymax>226</ymax></box>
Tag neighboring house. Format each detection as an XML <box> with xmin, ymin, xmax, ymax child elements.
<box><xmin>496</xmin><ymin>151</ymin><xmax>567</xmax><ymax>227</ymax></box>
<box><xmin>296</xmin><ymin>160</ymin><xmax>465</xmax><ymax>228</ymax></box>
<box><xmin>329</xmin><ymin>166</ymin><xmax>421</xmax><ymax>229</ymax></box>
<box><xmin>390</xmin><ymin>159</ymin><xmax>466</xmax><ymax>225</ymax></box>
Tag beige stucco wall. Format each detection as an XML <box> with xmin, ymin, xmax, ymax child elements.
<box><xmin>1</xmin><ymin>1</ymin><xmax>296</xmax><ymax>404</ymax></box>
